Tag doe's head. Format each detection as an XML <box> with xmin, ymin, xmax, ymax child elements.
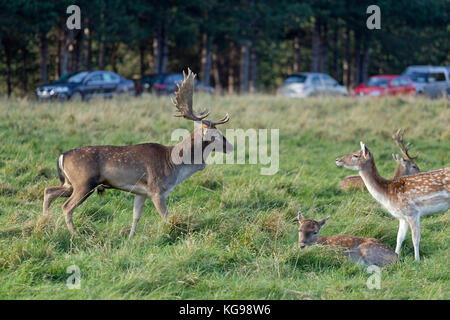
<box><xmin>297</xmin><ymin>211</ymin><xmax>330</xmax><ymax>249</ymax></box>
<box><xmin>392</xmin><ymin>154</ymin><xmax>420</xmax><ymax>177</ymax></box>
<box><xmin>335</xmin><ymin>141</ymin><xmax>373</xmax><ymax>171</ymax></box>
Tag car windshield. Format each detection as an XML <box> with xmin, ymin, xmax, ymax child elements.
<box><xmin>284</xmin><ymin>75</ymin><xmax>307</xmax><ymax>84</ymax></box>
<box><xmin>164</xmin><ymin>74</ymin><xmax>184</xmax><ymax>85</ymax></box>
<box><xmin>365</xmin><ymin>77</ymin><xmax>389</xmax><ymax>87</ymax></box>
<box><xmin>55</xmin><ymin>71</ymin><xmax>89</xmax><ymax>84</ymax></box>
<box><xmin>404</xmin><ymin>72</ymin><xmax>428</xmax><ymax>83</ymax></box>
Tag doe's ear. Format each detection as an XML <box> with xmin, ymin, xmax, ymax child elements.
<box><xmin>360</xmin><ymin>141</ymin><xmax>370</xmax><ymax>159</ymax></box>
<box><xmin>318</xmin><ymin>216</ymin><xmax>330</xmax><ymax>228</ymax></box>
<box><xmin>392</xmin><ymin>154</ymin><xmax>403</xmax><ymax>163</ymax></box>
<box><xmin>297</xmin><ymin>211</ymin><xmax>305</xmax><ymax>224</ymax></box>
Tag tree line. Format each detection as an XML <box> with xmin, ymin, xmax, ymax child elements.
<box><xmin>0</xmin><ymin>0</ymin><xmax>448</xmax><ymax>97</ymax></box>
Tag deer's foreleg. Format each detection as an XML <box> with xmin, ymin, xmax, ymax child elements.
<box><xmin>395</xmin><ymin>219</ymin><xmax>409</xmax><ymax>255</ymax></box>
<box><xmin>407</xmin><ymin>216</ymin><xmax>421</xmax><ymax>261</ymax></box>
<box><xmin>129</xmin><ymin>195</ymin><xmax>146</xmax><ymax>239</ymax></box>
<box><xmin>150</xmin><ymin>193</ymin><xmax>169</xmax><ymax>219</ymax></box>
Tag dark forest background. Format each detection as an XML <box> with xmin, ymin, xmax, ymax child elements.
<box><xmin>0</xmin><ymin>0</ymin><xmax>449</xmax><ymax>97</ymax></box>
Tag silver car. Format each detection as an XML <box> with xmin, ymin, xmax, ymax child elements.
<box><xmin>402</xmin><ymin>65</ymin><xmax>450</xmax><ymax>99</ymax></box>
<box><xmin>277</xmin><ymin>73</ymin><xmax>348</xmax><ymax>97</ymax></box>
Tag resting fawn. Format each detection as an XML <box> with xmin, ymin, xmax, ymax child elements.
<box><xmin>298</xmin><ymin>211</ymin><xmax>398</xmax><ymax>267</ymax></box>
<box><xmin>336</xmin><ymin>142</ymin><xmax>449</xmax><ymax>261</ymax></box>
<box><xmin>339</xmin><ymin>129</ymin><xmax>420</xmax><ymax>191</ymax></box>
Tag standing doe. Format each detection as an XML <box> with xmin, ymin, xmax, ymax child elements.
<box><xmin>42</xmin><ymin>69</ymin><xmax>233</xmax><ymax>238</ymax></box>
<box><xmin>298</xmin><ymin>211</ymin><xmax>398</xmax><ymax>267</ymax></box>
<box><xmin>339</xmin><ymin>129</ymin><xmax>420</xmax><ymax>191</ymax></box>
<box><xmin>336</xmin><ymin>142</ymin><xmax>449</xmax><ymax>261</ymax></box>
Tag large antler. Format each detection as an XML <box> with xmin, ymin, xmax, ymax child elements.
<box><xmin>172</xmin><ymin>68</ymin><xmax>230</xmax><ymax>126</ymax></box>
<box><xmin>392</xmin><ymin>128</ymin><xmax>417</xmax><ymax>160</ymax></box>
<box><xmin>172</xmin><ymin>68</ymin><xmax>209</xmax><ymax>121</ymax></box>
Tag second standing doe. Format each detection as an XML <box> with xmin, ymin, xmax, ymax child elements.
<box><xmin>336</xmin><ymin>142</ymin><xmax>449</xmax><ymax>261</ymax></box>
<box><xmin>339</xmin><ymin>129</ymin><xmax>420</xmax><ymax>191</ymax></box>
<box><xmin>42</xmin><ymin>69</ymin><xmax>233</xmax><ymax>238</ymax></box>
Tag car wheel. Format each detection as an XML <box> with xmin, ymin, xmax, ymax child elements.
<box><xmin>71</xmin><ymin>91</ymin><xmax>83</xmax><ymax>101</ymax></box>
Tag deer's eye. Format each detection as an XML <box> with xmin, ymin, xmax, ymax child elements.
<box><xmin>314</xmin><ymin>231</ymin><xmax>318</xmax><ymax>235</ymax></box>
<box><xmin>352</xmin><ymin>154</ymin><xmax>359</xmax><ymax>158</ymax></box>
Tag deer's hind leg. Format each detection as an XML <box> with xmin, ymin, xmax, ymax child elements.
<box><xmin>359</xmin><ymin>242</ymin><xmax>398</xmax><ymax>267</ymax></box>
<box><xmin>62</xmin><ymin>183</ymin><xmax>96</xmax><ymax>234</ymax></box>
<box><xmin>43</xmin><ymin>185</ymin><xmax>73</xmax><ymax>215</ymax></box>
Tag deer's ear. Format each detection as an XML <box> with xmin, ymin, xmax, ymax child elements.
<box><xmin>392</xmin><ymin>154</ymin><xmax>403</xmax><ymax>163</ymax></box>
<box><xmin>298</xmin><ymin>211</ymin><xmax>305</xmax><ymax>223</ymax></box>
<box><xmin>318</xmin><ymin>216</ymin><xmax>330</xmax><ymax>228</ymax></box>
<box><xmin>360</xmin><ymin>141</ymin><xmax>369</xmax><ymax>159</ymax></box>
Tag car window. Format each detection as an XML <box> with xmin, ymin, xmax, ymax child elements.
<box><xmin>405</xmin><ymin>72</ymin><xmax>428</xmax><ymax>83</ymax></box>
<box><xmin>428</xmin><ymin>72</ymin><xmax>445</xmax><ymax>82</ymax></box>
<box><xmin>321</xmin><ymin>75</ymin><xmax>337</xmax><ymax>86</ymax></box>
<box><xmin>86</xmin><ymin>74</ymin><xmax>104</xmax><ymax>82</ymax></box>
<box><xmin>400</xmin><ymin>78</ymin><xmax>411</xmax><ymax>86</ymax></box>
<box><xmin>284</xmin><ymin>75</ymin><xmax>307</xmax><ymax>84</ymax></box>
<box><xmin>390</xmin><ymin>78</ymin><xmax>401</xmax><ymax>87</ymax></box>
<box><xmin>103</xmin><ymin>72</ymin><xmax>120</xmax><ymax>83</ymax></box>
<box><xmin>66</xmin><ymin>71</ymin><xmax>89</xmax><ymax>83</ymax></box>
<box><xmin>365</xmin><ymin>77</ymin><xmax>389</xmax><ymax>87</ymax></box>
<box><xmin>311</xmin><ymin>76</ymin><xmax>321</xmax><ymax>85</ymax></box>
<box><xmin>165</xmin><ymin>74</ymin><xmax>184</xmax><ymax>85</ymax></box>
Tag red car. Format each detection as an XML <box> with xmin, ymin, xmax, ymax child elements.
<box><xmin>352</xmin><ymin>75</ymin><xmax>416</xmax><ymax>97</ymax></box>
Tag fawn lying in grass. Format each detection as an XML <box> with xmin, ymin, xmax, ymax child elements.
<box><xmin>298</xmin><ymin>211</ymin><xmax>398</xmax><ymax>267</ymax></box>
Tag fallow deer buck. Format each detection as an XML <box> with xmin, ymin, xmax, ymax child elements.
<box><xmin>42</xmin><ymin>69</ymin><xmax>233</xmax><ymax>238</ymax></box>
<box><xmin>298</xmin><ymin>211</ymin><xmax>398</xmax><ymax>267</ymax></box>
<box><xmin>339</xmin><ymin>129</ymin><xmax>420</xmax><ymax>191</ymax></box>
<box><xmin>336</xmin><ymin>142</ymin><xmax>449</xmax><ymax>261</ymax></box>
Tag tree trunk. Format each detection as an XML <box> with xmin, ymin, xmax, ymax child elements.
<box><xmin>98</xmin><ymin>40</ymin><xmax>105</xmax><ymax>69</ymax></box>
<box><xmin>153</xmin><ymin>32</ymin><xmax>160</xmax><ymax>74</ymax></box>
<box><xmin>160</xmin><ymin>29</ymin><xmax>168</xmax><ymax>73</ymax></box>
<box><xmin>361</xmin><ymin>38</ymin><xmax>370</xmax><ymax>83</ymax></box>
<box><xmin>76</xmin><ymin>30</ymin><xmax>83</xmax><ymax>71</ymax></box>
<box><xmin>139</xmin><ymin>44</ymin><xmax>146</xmax><ymax>78</ymax></box>
<box><xmin>352</xmin><ymin>32</ymin><xmax>361</xmax><ymax>86</ymax></box>
<box><xmin>3</xmin><ymin>39</ymin><xmax>12</xmax><ymax>97</ymax></box>
<box><xmin>293</xmin><ymin>36</ymin><xmax>301</xmax><ymax>73</ymax></box>
<box><xmin>319</xmin><ymin>22</ymin><xmax>328</xmax><ymax>73</ymax></box>
<box><xmin>250</xmin><ymin>45</ymin><xmax>258</xmax><ymax>93</ymax></box>
<box><xmin>22</xmin><ymin>46</ymin><xmax>28</xmax><ymax>94</ymax></box>
<box><xmin>111</xmin><ymin>43</ymin><xmax>118</xmax><ymax>73</ymax></box>
<box><xmin>240</xmin><ymin>39</ymin><xmax>250</xmax><ymax>93</ymax></box>
<box><xmin>40</xmin><ymin>33</ymin><xmax>48</xmax><ymax>85</ymax></box>
<box><xmin>85</xmin><ymin>21</ymin><xmax>92</xmax><ymax>70</ymax></box>
<box><xmin>311</xmin><ymin>17</ymin><xmax>320</xmax><ymax>72</ymax></box>
<box><xmin>342</xmin><ymin>28</ymin><xmax>351</xmax><ymax>88</ymax></box>
<box><xmin>228</xmin><ymin>41</ymin><xmax>236</xmax><ymax>94</ymax></box>
<box><xmin>200</xmin><ymin>33</ymin><xmax>213</xmax><ymax>85</ymax></box>
<box><xmin>211</xmin><ymin>44</ymin><xmax>222</xmax><ymax>95</ymax></box>
<box><xmin>333</xmin><ymin>28</ymin><xmax>339</xmax><ymax>81</ymax></box>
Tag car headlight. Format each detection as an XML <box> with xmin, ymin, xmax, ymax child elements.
<box><xmin>370</xmin><ymin>90</ymin><xmax>380</xmax><ymax>96</ymax></box>
<box><xmin>53</xmin><ymin>87</ymin><xmax>69</xmax><ymax>93</ymax></box>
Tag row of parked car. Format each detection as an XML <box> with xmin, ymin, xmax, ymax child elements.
<box><xmin>36</xmin><ymin>71</ymin><xmax>214</xmax><ymax>101</ymax></box>
<box><xmin>36</xmin><ymin>65</ymin><xmax>450</xmax><ymax>101</ymax></box>
<box><xmin>277</xmin><ymin>65</ymin><xmax>450</xmax><ymax>99</ymax></box>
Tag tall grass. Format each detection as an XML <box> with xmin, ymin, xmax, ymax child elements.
<box><xmin>0</xmin><ymin>95</ymin><xmax>448</xmax><ymax>299</ymax></box>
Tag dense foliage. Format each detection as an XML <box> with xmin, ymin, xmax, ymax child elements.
<box><xmin>0</xmin><ymin>0</ymin><xmax>449</xmax><ymax>96</ymax></box>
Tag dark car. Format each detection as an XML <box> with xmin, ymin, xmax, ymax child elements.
<box><xmin>36</xmin><ymin>70</ymin><xmax>135</xmax><ymax>100</ymax></box>
<box><xmin>138</xmin><ymin>73</ymin><xmax>215</xmax><ymax>95</ymax></box>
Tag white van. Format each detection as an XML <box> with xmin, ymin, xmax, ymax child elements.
<box><xmin>402</xmin><ymin>66</ymin><xmax>450</xmax><ymax>99</ymax></box>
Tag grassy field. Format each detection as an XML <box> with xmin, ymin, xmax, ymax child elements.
<box><xmin>0</xmin><ymin>95</ymin><xmax>448</xmax><ymax>299</ymax></box>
